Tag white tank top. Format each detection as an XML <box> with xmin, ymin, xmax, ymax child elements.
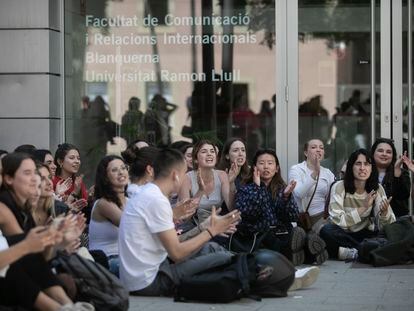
<box><xmin>88</xmin><ymin>199</ymin><xmax>124</xmax><ymax>256</ymax></box>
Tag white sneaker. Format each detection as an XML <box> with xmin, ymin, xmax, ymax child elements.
<box><xmin>60</xmin><ymin>302</ymin><xmax>95</xmax><ymax>311</ymax></box>
<box><xmin>338</xmin><ymin>247</ymin><xmax>358</xmax><ymax>261</ymax></box>
<box><xmin>288</xmin><ymin>266</ymin><xmax>320</xmax><ymax>291</ymax></box>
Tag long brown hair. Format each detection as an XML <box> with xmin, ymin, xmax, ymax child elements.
<box><xmin>247</xmin><ymin>149</ymin><xmax>286</xmax><ymax>199</ymax></box>
<box><xmin>34</xmin><ymin>162</ymin><xmax>55</xmax><ymax>218</ymax></box>
<box><xmin>217</xmin><ymin>138</ymin><xmax>250</xmax><ymax>180</ymax></box>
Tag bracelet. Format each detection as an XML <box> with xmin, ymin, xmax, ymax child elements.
<box><xmin>206</xmin><ymin>228</ymin><xmax>214</xmax><ymax>238</ymax></box>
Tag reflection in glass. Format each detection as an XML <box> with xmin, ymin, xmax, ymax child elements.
<box><xmin>65</xmin><ymin>0</ymin><xmax>277</xmax><ymax>185</ymax></box>
<box><xmin>298</xmin><ymin>0</ymin><xmax>378</xmax><ymax>175</ymax></box>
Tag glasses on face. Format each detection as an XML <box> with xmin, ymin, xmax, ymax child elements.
<box><xmin>109</xmin><ymin>165</ymin><xmax>129</xmax><ymax>175</ymax></box>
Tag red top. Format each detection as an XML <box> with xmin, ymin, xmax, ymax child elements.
<box><xmin>52</xmin><ymin>175</ymin><xmax>88</xmax><ymax>201</ymax></box>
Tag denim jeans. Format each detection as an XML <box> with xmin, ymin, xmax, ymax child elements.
<box><xmin>131</xmin><ymin>242</ymin><xmax>232</xmax><ymax>297</ymax></box>
<box><xmin>108</xmin><ymin>255</ymin><xmax>119</xmax><ymax>278</ymax></box>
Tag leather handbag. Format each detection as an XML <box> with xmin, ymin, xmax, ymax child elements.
<box><xmin>297</xmin><ymin>212</ymin><xmax>313</xmax><ymax>232</ymax></box>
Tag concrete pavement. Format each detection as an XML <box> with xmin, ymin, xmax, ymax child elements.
<box><xmin>128</xmin><ymin>260</ymin><xmax>414</xmax><ymax>311</ymax></box>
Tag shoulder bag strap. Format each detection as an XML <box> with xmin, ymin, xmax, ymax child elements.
<box><xmin>323</xmin><ymin>179</ymin><xmax>339</xmax><ymax>219</ymax></box>
<box><xmin>304</xmin><ymin>174</ymin><xmax>319</xmax><ymax>213</ymax></box>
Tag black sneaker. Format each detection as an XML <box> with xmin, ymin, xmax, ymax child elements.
<box><xmin>289</xmin><ymin>227</ymin><xmax>307</xmax><ymax>266</ymax></box>
<box><xmin>306</xmin><ymin>231</ymin><xmax>328</xmax><ymax>265</ymax></box>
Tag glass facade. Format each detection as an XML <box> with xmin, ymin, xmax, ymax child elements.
<box><xmin>298</xmin><ymin>0</ymin><xmax>381</xmax><ymax>174</ymax></box>
<box><xmin>65</xmin><ymin>0</ymin><xmax>276</xmax><ymax>185</ymax></box>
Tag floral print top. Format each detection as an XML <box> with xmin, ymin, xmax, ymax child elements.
<box><xmin>235</xmin><ymin>182</ymin><xmax>299</xmax><ymax>234</ymax></box>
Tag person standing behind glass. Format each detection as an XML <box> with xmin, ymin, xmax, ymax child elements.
<box><xmin>121</xmin><ymin>97</ymin><xmax>144</xmax><ymax>145</ymax></box>
<box><xmin>371</xmin><ymin>138</ymin><xmax>411</xmax><ymax>218</ymax></box>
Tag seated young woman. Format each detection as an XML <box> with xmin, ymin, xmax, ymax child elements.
<box><xmin>178</xmin><ymin>140</ymin><xmax>233</xmax><ymax>224</ymax></box>
<box><xmin>88</xmin><ymin>155</ymin><xmax>129</xmax><ymax>277</ymax></box>
<box><xmin>53</xmin><ymin>143</ymin><xmax>88</xmax><ymax>212</ymax></box>
<box><xmin>0</xmin><ymin>152</ymin><xmax>94</xmax><ymax>311</ymax></box>
<box><xmin>235</xmin><ymin>149</ymin><xmax>306</xmax><ymax>266</ymax></box>
<box><xmin>31</xmin><ymin>163</ymin><xmax>68</xmax><ymax>226</ymax></box>
<box><xmin>217</xmin><ymin>138</ymin><xmax>250</xmax><ymax>192</ymax></box>
<box><xmin>320</xmin><ymin>149</ymin><xmax>396</xmax><ymax>261</ymax></box>
<box><xmin>371</xmin><ymin>138</ymin><xmax>411</xmax><ymax>218</ymax></box>
<box><xmin>288</xmin><ymin>138</ymin><xmax>332</xmax><ymax>264</ymax></box>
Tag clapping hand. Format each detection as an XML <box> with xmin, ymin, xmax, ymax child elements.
<box><xmin>228</xmin><ymin>161</ymin><xmax>241</xmax><ymax>184</ymax></box>
<box><xmin>197</xmin><ymin>169</ymin><xmax>206</xmax><ymax>193</ymax></box>
<box><xmin>173</xmin><ymin>198</ymin><xmax>199</xmax><ymax>222</ymax></box>
<box><xmin>394</xmin><ymin>154</ymin><xmax>404</xmax><ymax>177</ymax></box>
<box><xmin>207</xmin><ymin>207</ymin><xmax>241</xmax><ymax>237</ymax></box>
<box><xmin>68</xmin><ymin>199</ymin><xmax>88</xmax><ymax>213</ymax></box>
<box><xmin>401</xmin><ymin>152</ymin><xmax>414</xmax><ymax>173</ymax></box>
<box><xmin>24</xmin><ymin>226</ymin><xmax>57</xmax><ymax>254</ymax></box>
<box><xmin>253</xmin><ymin>166</ymin><xmax>261</xmax><ymax>186</ymax></box>
<box><xmin>283</xmin><ymin>180</ymin><xmax>297</xmax><ymax>198</ymax></box>
<box><xmin>379</xmin><ymin>196</ymin><xmax>392</xmax><ymax>216</ymax></box>
<box><xmin>56</xmin><ymin>178</ymin><xmax>72</xmax><ymax>198</ymax></box>
<box><xmin>73</xmin><ymin>174</ymin><xmax>84</xmax><ymax>196</ymax></box>
<box><xmin>365</xmin><ymin>190</ymin><xmax>377</xmax><ymax>207</ymax></box>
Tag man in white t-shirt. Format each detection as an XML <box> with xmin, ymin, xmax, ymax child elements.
<box><xmin>119</xmin><ymin>149</ymin><xmax>241</xmax><ymax>295</ymax></box>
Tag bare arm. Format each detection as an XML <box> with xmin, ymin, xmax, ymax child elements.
<box><xmin>159</xmin><ymin>207</ymin><xmax>240</xmax><ymax>262</ymax></box>
<box><xmin>178</xmin><ymin>174</ymin><xmax>192</xmax><ymax>201</ymax></box>
<box><xmin>219</xmin><ymin>170</ymin><xmax>233</xmax><ymax>211</ymax></box>
<box><xmin>0</xmin><ymin>227</ymin><xmax>55</xmax><ymax>269</ymax></box>
<box><xmin>0</xmin><ymin>203</ymin><xmax>24</xmax><ymax>236</ymax></box>
<box><xmin>94</xmin><ymin>199</ymin><xmax>123</xmax><ymax>227</ymax></box>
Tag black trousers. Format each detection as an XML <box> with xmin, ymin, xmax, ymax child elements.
<box><xmin>1</xmin><ymin>239</ymin><xmax>59</xmax><ymax>309</ymax></box>
<box><xmin>320</xmin><ymin>223</ymin><xmax>376</xmax><ymax>258</ymax></box>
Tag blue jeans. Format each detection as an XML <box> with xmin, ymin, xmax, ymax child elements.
<box><xmin>320</xmin><ymin>223</ymin><xmax>376</xmax><ymax>259</ymax></box>
<box><xmin>108</xmin><ymin>255</ymin><xmax>119</xmax><ymax>278</ymax></box>
<box><xmin>131</xmin><ymin>242</ymin><xmax>232</xmax><ymax>296</ymax></box>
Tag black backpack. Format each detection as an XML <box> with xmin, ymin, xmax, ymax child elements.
<box><xmin>52</xmin><ymin>253</ymin><xmax>129</xmax><ymax>311</ymax></box>
<box><xmin>251</xmin><ymin>249</ymin><xmax>295</xmax><ymax>297</ymax></box>
<box><xmin>174</xmin><ymin>253</ymin><xmax>258</xmax><ymax>303</ymax></box>
<box><xmin>174</xmin><ymin>250</ymin><xmax>295</xmax><ymax>303</ymax></box>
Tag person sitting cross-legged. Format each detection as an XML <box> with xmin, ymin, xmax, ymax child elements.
<box><xmin>320</xmin><ymin>149</ymin><xmax>396</xmax><ymax>261</ymax></box>
<box><xmin>118</xmin><ymin>148</ymin><xmax>241</xmax><ymax>296</ymax></box>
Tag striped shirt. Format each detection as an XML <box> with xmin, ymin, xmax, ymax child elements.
<box><xmin>329</xmin><ymin>181</ymin><xmax>396</xmax><ymax>232</ymax></box>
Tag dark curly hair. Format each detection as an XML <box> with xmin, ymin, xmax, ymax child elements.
<box><xmin>54</xmin><ymin>143</ymin><xmax>80</xmax><ymax>177</ymax></box>
<box><xmin>344</xmin><ymin>149</ymin><xmax>379</xmax><ymax>194</ymax></box>
<box><xmin>94</xmin><ymin>155</ymin><xmax>127</xmax><ymax>208</ymax></box>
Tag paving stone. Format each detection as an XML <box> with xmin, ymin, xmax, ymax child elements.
<box><xmin>127</xmin><ymin>261</ymin><xmax>414</xmax><ymax>311</ymax></box>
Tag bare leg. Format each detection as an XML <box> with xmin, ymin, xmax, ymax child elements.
<box><xmin>44</xmin><ymin>285</ymin><xmax>72</xmax><ymax>305</ymax></box>
<box><xmin>34</xmin><ymin>291</ymin><xmax>62</xmax><ymax>311</ymax></box>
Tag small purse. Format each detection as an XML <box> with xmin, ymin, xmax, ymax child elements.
<box><xmin>297</xmin><ymin>212</ymin><xmax>313</xmax><ymax>231</ymax></box>
<box><xmin>297</xmin><ymin>174</ymin><xmax>319</xmax><ymax>232</ymax></box>
<box><xmin>228</xmin><ymin>230</ymin><xmax>268</xmax><ymax>254</ymax></box>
